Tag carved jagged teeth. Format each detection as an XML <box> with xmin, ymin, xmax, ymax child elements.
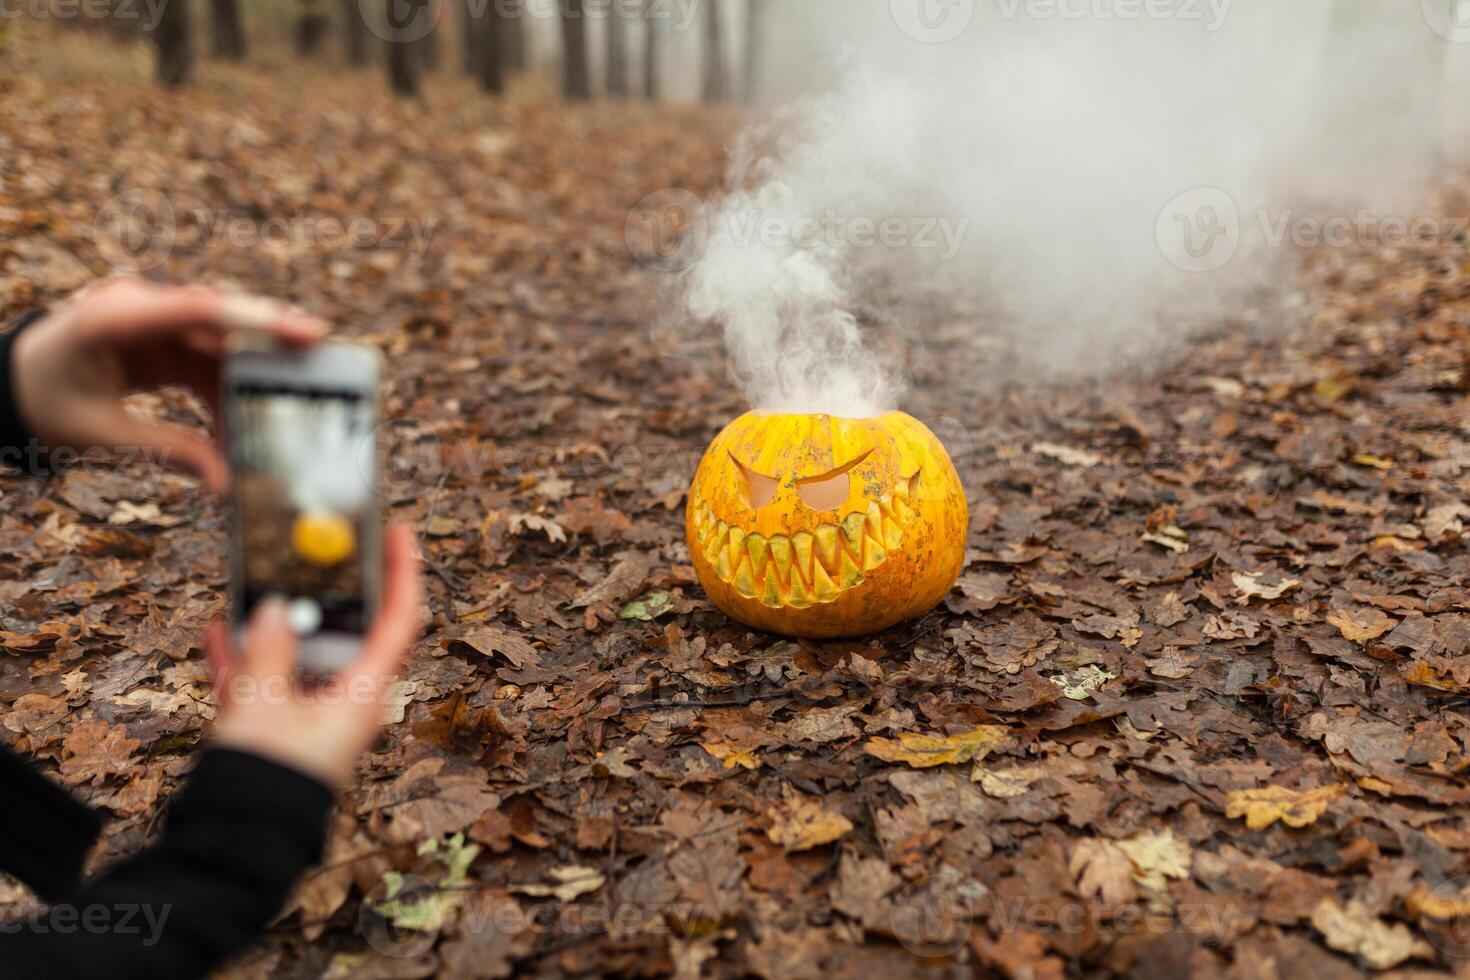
<box><xmin>792</xmin><ymin>532</ymin><xmax>814</xmax><ymax>581</ymax></box>
<box><xmin>787</xmin><ymin>571</ymin><xmax>813</xmax><ymax>607</ymax></box>
<box><xmin>811</xmin><ymin>560</ymin><xmax>840</xmax><ymax>603</ymax></box>
<box><xmin>769</xmin><ymin>534</ymin><xmax>793</xmax><ymax>575</ymax></box>
<box><xmin>732</xmin><ymin>555</ymin><xmax>757</xmax><ymax>598</ymax></box>
<box><xmin>842</xmin><ymin>512</ymin><xmax>867</xmax><ymax>552</ymax></box>
<box><xmin>883</xmin><ymin>517</ymin><xmax>903</xmax><ymax>551</ymax></box>
<box><xmin>813</xmin><ymin>525</ymin><xmax>840</xmax><ymax>570</ymax></box>
<box><xmin>746</xmin><ymin>533</ymin><xmax>768</xmax><ymax>572</ymax></box>
<box><xmin>698</xmin><ymin>487</ymin><xmax>926</xmax><ymax>607</ymax></box>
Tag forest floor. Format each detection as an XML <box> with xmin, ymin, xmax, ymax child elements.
<box><xmin>3</xmin><ymin>29</ymin><xmax>1470</xmax><ymax>980</ymax></box>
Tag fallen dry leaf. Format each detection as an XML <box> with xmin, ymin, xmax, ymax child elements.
<box><xmin>1326</xmin><ymin>608</ymin><xmax>1397</xmax><ymax>645</ymax></box>
<box><xmin>1224</xmin><ymin>784</ymin><xmax>1346</xmax><ymax>830</ymax></box>
<box><xmin>765</xmin><ymin>794</ymin><xmax>853</xmax><ymax>851</ymax></box>
<box><xmin>1070</xmin><ymin>838</ymin><xmax>1139</xmax><ymax>906</ymax></box>
<box><xmin>1232</xmin><ymin>571</ymin><xmax>1301</xmax><ymax>603</ymax></box>
<box><xmin>1116</xmin><ymin>828</ymin><xmax>1191</xmax><ymax>893</ymax></box>
<box><xmin>864</xmin><ymin>725</ymin><xmax>1012</xmax><ymax>769</ymax></box>
<box><xmin>509</xmin><ymin>865</ymin><xmax>605</xmax><ymax>903</ymax></box>
<box><xmin>1311</xmin><ymin>898</ymin><xmax>1434</xmax><ymax>970</ymax></box>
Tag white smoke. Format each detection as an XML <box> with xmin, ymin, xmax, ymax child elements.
<box><xmin>684</xmin><ymin>0</ymin><xmax>1463</xmax><ymax>416</ymax></box>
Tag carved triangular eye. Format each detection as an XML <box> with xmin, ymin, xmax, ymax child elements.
<box><xmin>795</xmin><ymin>450</ymin><xmax>871</xmax><ymax>511</ymax></box>
<box><xmin>730</xmin><ymin>453</ymin><xmax>778</xmax><ymax>508</ymax></box>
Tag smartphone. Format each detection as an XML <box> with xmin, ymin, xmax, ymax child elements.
<box><xmin>224</xmin><ymin>341</ymin><xmax>382</xmax><ymax>675</ymax></box>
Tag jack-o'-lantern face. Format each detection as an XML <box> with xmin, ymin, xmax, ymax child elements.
<box><xmin>686</xmin><ymin>412</ymin><xmax>968</xmax><ymax>638</ymax></box>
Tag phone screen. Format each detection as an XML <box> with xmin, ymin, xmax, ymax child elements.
<box><xmin>230</xmin><ymin>382</ymin><xmax>376</xmax><ymax>638</ymax></box>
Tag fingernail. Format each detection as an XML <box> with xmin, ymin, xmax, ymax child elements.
<box><xmin>219</xmin><ymin>294</ymin><xmax>282</xmax><ymax>331</ymax></box>
<box><xmin>255</xmin><ymin>596</ymin><xmax>292</xmax><ymax>631</ymax></box>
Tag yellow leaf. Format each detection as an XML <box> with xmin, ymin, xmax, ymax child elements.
<box><xmin>765</xmin><ymin>794</ymin><xmax>853</xmax><ymax>851</ymax></box>
<box><xmin>1351</xmin><ymin>453</ymin><xmax>1395</xmax><ymax>471</ymax></box>
<box><xmin>863</xmin><ymin>725</ymin><xmax>1012</xmax><ymax>769</ymax></box>
<box><xmin>1314</xmin><ymin>374</ymin><xmax>1356</xmax><ymax>403</ymax></box>
<box><xmin>1405</xmin><ymin>884</ymin><xmax>1470</xmax><ymax>922</ymax></box>
<box><xmin>1401</xmin><ymin>661</ymin><xmax>1470</xmax><ymax>693</ymax></box>
<box><xmin>1225</xmin><ymin>784</ymin><xmax>1345</xmax><ymax>830</ymax></box>
<box><xmin>1326</xmin><ymin>608</ymin><xmax>1397</xmax><ymax>645</ymax></box>
<box><xmin>1356</xmin><ymin>776</ymin><xmax>1395</xmax><ymax>797</ymax></box>
<box><xmin>700</xmin><ymin>741</ymin><xmax>760</xmax><ymax>771</ymax></box>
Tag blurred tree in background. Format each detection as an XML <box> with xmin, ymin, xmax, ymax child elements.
<box><xmin>20</xmin><ymin>0</ymin><xmax>770</xmax><ymax>104</ymax></box>
<box><xmin>209</xmin><ymin>0</ymin><xmax>247</xmax><ymax>59</ymax></box>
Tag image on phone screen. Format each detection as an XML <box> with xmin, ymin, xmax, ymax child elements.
<box><xmin>230</xmin><ymin>382</ymin><xmax>375</xmax><ymax>638</ymax></box>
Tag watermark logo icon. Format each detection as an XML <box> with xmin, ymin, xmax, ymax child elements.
<box><xmin>1424</xmin><ymin>0</ymin><xmax>1470</xmax><ymax>42</ymax></box>
<box><xmin>361</xmin><ymin>0</ymin><xmax>440</xmax><ymax>43</ymax></box>
<box><xmin>1416</xmin><ymin>875</ymin><xmax>1470</xmax><ymax>960</ymax></box>
<box><xmin>360</xmin><ymin>873</ymin><xmax>442</xmax><ymax>958</ymax></box>
<box><xmin>1156</xmin><ymin>186</ymin><xmax>1239</xmax><ymax>272</ymax></box>
<box><xmin>626</xmin><ymin>188</ymin><xmax>709</xmax><ymax>273</ymax></box>
<box><xmin>366</xmin><ymin>417</ymin><xmax>444</xmax><ymax>505</ymax></box>
<box><xmin>93</xmin><ymin>189</ymin><xmax>176</xmax><ymax>273</ymax></box>
<box><xmin>892</xmin><ymin>0</ymin><xmax>975</xmax><ymax>42</ymax></box>
<box><xmin>890</xmin><ymin>876</ymin><xmax>985</xmax><ymax>957</ymax></box>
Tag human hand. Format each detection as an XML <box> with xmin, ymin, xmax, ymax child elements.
<box><xmin>203</xmin><ymin>524</ymin><xmax>423</xmax><ymax>789</ymax></box>
<box><xmin>11</xmin><ymin>277</ymin><xmax>325</xmax><ymax>492</ymax></box>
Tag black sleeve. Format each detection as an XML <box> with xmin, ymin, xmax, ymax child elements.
<box><xmin>0</xmin><ymin>309</ymin><xmax>46</xmax><ymax>470</ymax></box>
<box><xmin>0</xmin><ymin>746</ymin><xmax>103</xmax><ymax>903</ymax></box>
<box><xmin>1</xmin><ymin>749</ymin><xmax>334</xmax><ymax>980</ymax></box>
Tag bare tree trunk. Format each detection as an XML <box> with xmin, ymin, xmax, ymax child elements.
<box><xmin>152</xmin><ymin>0</ymin><xmax>194</xmax><ymax>88</ymax></box>
<box><xmin>560</xmin><ymin>0</ymin><xmax>591</xmax><ymax>101</ymax></box>
<box><xmin>742</xmin><ymin>0</ymin><xmax>767</xmax><ymax>104</ymax></box>
<box><xmin>643</xmin><ymin>0</ymin><xmax>659</xmax><ymax>100</ymax></box>
<box><xmin>702</xmin><ymin>0</ymin><xmax>724</xmax><ymax>103</ymax></box>
<box><xmin>386</xmin><ymin>0</ymin><xmax>422</xmax><ymax>95</ymax></box>
<box><xmin>605</xmin><ymin>5</ymin><xmax>629</xmax><ymax>96</ymax></box>
<box><xmin>297</xmin><ymin>0</ymin><xmax>330</xmax><ymax>56</ymax></box>
<box><xmin>461</xmin><ymin>0</ymin><xmax>479</xmax><ymax>72</ymax></box>
<box><xmin>343</xmin><ymin>0</ymin><xmax>371</xmax><ymax>65</ymax></box>
<box><xmin>209</xmin><ymin>0</ymin><xmax>247</xmax><ymax>59</ymax></box>
<box><xmin>475</xmin><ymin>0</ymin><xmax>504</xmax><ymax>92</ymax></box>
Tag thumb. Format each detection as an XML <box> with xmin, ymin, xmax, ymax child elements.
<box><xmin>243</xmin><ymin>596</ymin><xmax>299</xmax><ymax>683</ymax></box>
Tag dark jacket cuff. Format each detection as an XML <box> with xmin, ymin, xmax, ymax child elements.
<box><xmin>0</xmin><ymin>745</ymin><xmax>102</xmax><ymax>902</ymax></box>
<box><xmin>171</xmin><ymin>748</ymin><xmax>334</xmax><ymax>857</ymax></box>
<box><xmin>0</xmin><ymin>310</ymin><xmax>45</xmax><ymax>468</ymax></box>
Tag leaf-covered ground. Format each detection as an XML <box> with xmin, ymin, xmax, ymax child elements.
<box><xmin>4</xmin><ymin>32</ymin><xmax>1470</xmax><ymax>980</ymax></box>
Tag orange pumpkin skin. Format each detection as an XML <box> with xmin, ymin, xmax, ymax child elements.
<box><xmin>686</xmin><ymin>411</ymin><xmax>968</xmax><ymax>638</ymax></box>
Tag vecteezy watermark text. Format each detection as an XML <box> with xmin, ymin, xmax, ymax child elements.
<box><xmin>889</xmin><ymin>0</ymin><xmax>1231</xmax><ymax>42</ymax></box>
<box><xmin>0</xmin><ymin>0</ymin><xmax>166</xmax><ymax>30</ymax></box>
<box><xmin>995</xmin><ymin>0</ymin><xmax>1232</xmax><ymax>30</ymax></box>
<box><xmin>625</xmin><ymin>188</ymin><xmax>970</xmax><ymax>274</ymax></box>
<box><xmin>0</xmin><ymin>903</ymin><xmax>171</xmax><ymax>946</ymax></box>
<box><xmin>93</xmin><ymin>189</ymin><xmax>439</xmax><ymax>274</ymax></box>
<box><xmin>361</xmin><ymin>0</ymin><xmax>701</xmax><ymax>45</ymax></box>
<box><xmin>1157</xmin><ymin>187</ymin><xmax>1470</xmax><ymax>273</ymax></box>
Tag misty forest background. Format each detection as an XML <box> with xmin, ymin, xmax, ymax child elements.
<box><xmin>5</xmin><ymin>2</ymin><xmax>1470</xmax><ymax>978</ymax></box>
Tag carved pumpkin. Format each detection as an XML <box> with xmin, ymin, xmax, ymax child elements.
<box><xmin>686</xmin><ymin>412</ymin><xmax>968</xmax><ymax>638</ymax></box>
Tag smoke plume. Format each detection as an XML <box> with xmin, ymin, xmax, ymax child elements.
<box><xmin>685</xmin><ymin>0</ymin><xmax>1462</xmax><ymax>417</ymax></box>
